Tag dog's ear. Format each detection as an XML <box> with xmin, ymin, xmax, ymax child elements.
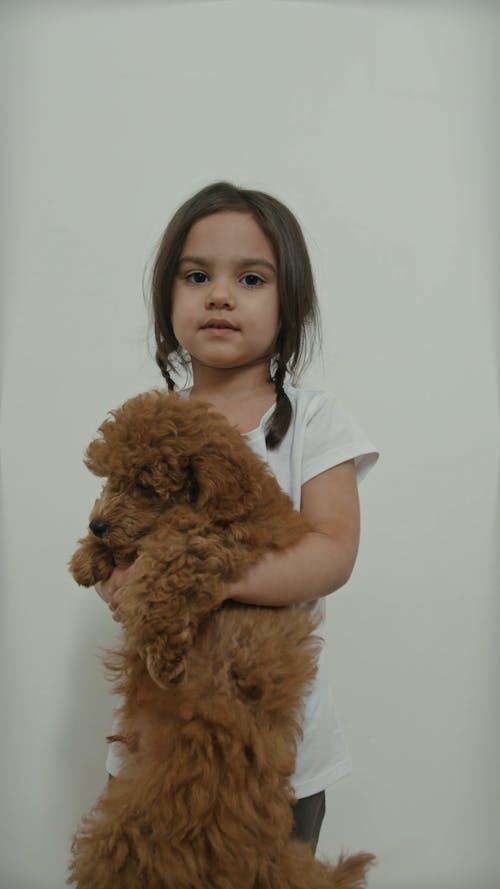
<box><xmin>132</xmin><ymin>457</ymin><xmax>199</xmax><ymax>505</ymax></box>
<box><xmin>187</xmin><ymin>450</ymin><xmax>264</xmax><ymax>523</ymax></box>
<box><xmin>135</xmin><ymin>449</ymin><xmax>252</xmax><ymax>520</ymax></box>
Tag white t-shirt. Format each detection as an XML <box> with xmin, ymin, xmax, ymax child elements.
<box><xmin>106</xmin><ymin>383</ymin><xmax>379</xmax><ymax>797</ymax></box>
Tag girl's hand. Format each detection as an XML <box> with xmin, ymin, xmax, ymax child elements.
<box><xmin>96</xmin><ymin>563</ymin><xmax>138</xmax><ymax>622</ymax></box>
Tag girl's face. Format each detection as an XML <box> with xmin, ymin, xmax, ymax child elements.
<box><xmin>171</xmin><ymin>211</ymin><xmax>280</xmax><ymax>376</ymax></box>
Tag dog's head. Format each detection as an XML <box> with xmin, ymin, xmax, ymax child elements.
<box><xmin>69</xmin><ymin>390</ymin><xmax>268</xmax><ymax>587</ymax></box>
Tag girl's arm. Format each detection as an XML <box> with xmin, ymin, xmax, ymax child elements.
<box><xmin>101</xmin><ymin>459</ymin><xmax>360</xmax><ymax>616</ymax></box>
<box><xmin>224</xmin><ymin>459</ymin><xmax>360</xmax><ymax>607</ymax></box>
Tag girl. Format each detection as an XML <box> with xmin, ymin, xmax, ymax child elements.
<box><xmin>98</xmin><ymin>181</ymin><xmax>379</xmax><ymax>854</ymax></box>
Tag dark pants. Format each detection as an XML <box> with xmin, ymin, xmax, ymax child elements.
<box><xmin>291</xmin><ymin>790</ymin><xmax>326</xmax><ymax>855</ymax></box>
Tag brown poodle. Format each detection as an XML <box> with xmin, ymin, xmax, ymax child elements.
<box><xmin>68</xmin><ymin>389</ymin><xmax>375</xmax><ymax>889</ymax></box>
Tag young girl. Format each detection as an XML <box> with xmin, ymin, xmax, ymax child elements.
<box><xmin>98</xmin><ymin>181</ymin><xmax>379</xmax><ymax>854</ymax></box>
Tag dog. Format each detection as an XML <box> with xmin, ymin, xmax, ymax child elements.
<box><xmin>68</xmin><ymin>389</ymin><xmax>375</xmax><ymax>888</ymax></box>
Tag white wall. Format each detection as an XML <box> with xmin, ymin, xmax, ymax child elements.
<box><xmin>1</xmin><ymin>2</ymin><xmax>498</xmax><ymax>887</ymax></box>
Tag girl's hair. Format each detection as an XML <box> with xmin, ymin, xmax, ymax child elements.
<box><xmin>149</xmin><ymin>181</ymin><xmax>321</xmax><ymax>448</ymax></box>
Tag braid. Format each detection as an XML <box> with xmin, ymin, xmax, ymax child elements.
<box><xmin>264</xmin><ymin>360</ymin><xmax>292</xmax><ymax>450</ymax></box>
<box><xmin>156</xmin><ymin>350</ymin><xmax>176</xmax><ymax>391</ymax></box>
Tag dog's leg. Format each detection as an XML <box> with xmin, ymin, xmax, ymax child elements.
<box><xmin>69</xmin><ymin>535</ymin><xmax>114</xmax><ymax>588</ymax></box>
<box><xmin>67</xmin><ymin>779</ymin><xmax>143</xmax><ymax>889</ymax></box>
<box><xmin>68</xmin><ymin>748</ymin><xmax>285</xmax><ymax>889</ymax></box>
<box><xmin>68</xmin><ymin>766</ymin><xmax>214</xmax><ymax>889</ymax></box>
<box><xmin>118</xmin><ymin>521</ymin><xmax>241</xmax><ymax>687</ymax></box>
<box><xmin>199</xmin><ymin>608</ymin><xmax>376</xmax><ymax>889</ymax></box>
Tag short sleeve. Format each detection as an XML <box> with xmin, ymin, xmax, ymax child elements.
<box><xmin>301</xmin><ymin>392</ymin><xmax>379</xmax><ymax>486</ymax></box>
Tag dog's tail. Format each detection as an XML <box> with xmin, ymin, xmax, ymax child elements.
<box><xmin>278</xmin><ymin>843</ymin><xmax>375</xmax><ymax>889</ymax></box>
<box><xmin>329</xmin><ymin>851</ymin><xmax>376</xmax><ymax>888</ymax></box>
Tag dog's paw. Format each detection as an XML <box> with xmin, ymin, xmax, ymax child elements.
<box><xmin>143</xmin><ymin>638</ymin><xmax>188</xmax><ymax>688</ymax></box>
<box><xmin>69</xmin><ymin>540</ymin><xmax>113</xmax><ymax>587</ymax></box>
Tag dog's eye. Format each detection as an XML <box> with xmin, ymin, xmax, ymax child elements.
<box><xmin>134</xmin><ymin>480</ymin><xmax>156</xmax><ymax>496</ymax></box>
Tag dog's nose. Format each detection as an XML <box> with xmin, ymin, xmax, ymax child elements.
<box><xmin>89</xmin><ymin>519</ymin><xmax>109</xmax><ymax>538</ymax></box>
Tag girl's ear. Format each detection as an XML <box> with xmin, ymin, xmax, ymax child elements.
<box><xmin>188</xmin><ymin>451</ymin><xmax>263</xmax><ymax>523</ymax></box>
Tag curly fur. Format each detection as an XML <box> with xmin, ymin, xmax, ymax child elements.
<box><xmin>68</xmin><ymin>390</ymin><xmax>375</xmax><ymax>888</ymax></box>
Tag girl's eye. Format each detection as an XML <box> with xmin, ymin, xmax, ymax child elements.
<box><xmin>184</xmin><ymin>271</ymin><xmax>264</xmax><ymax>287</ymax></box>
<box><xmin>186</xmin><ymin>271</ymin><xmax>208</xmax><ymax>284</ymax></box>
<box><xmin>241</xmin><ymin>274</ymin><xmax>264</xmax><ymax>287</ymax></box>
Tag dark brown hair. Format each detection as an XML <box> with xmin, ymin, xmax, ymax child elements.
<box><xmin>148</xmin><ymin>181</ymin><xmax>321</xmax><ymax>448</ymax></box>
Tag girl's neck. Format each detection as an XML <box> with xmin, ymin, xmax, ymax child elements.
<box><xmin>190</xmin><ymin>363</ymin><xmax>275</xmax><ymax>404</ymax></box>
<box><xmin>188</xmin><ymin>363</ymin><xmax>278</xmax><ymax>433</ymax></box>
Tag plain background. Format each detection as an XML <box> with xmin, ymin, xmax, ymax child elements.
<box><xmin>1</xmin><ymin>1</ymin><xmax>499</xmax><ymax>887</ymax></box>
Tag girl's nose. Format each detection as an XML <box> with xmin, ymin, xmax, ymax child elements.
<box><xmin>205</xmin><ymin>281</ymin><xmax>235</xmax><ymax>309</ymax></box>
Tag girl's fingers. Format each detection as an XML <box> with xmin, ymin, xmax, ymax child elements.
<box><xmin>95</xmin><ymin>581</ymin><xmax>107</xmax><ymax>602</ymax></box>
<box><xmin>97</xmin><ymin>563</ymin><xmax>137</xmax><ymax>618</ymax></box>
<box><xmin>109</xmin><ymin>590</ymin><xmax>122</xmax><ymax>622</ymax></box>
<box><xmin>109</xmin><ymin>590</ymin><xmax>121</xmax><ymax>610</ymax></box>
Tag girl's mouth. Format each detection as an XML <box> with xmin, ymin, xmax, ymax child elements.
<box><xmin>201</xmin><ymin>327</ymin><xmax>239</xmax><ymax>335</ymax></box>
<box><xmin>201</xmin><ymin>318</ymin><xmax>239</xmax><ymax>331</ymax></box>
